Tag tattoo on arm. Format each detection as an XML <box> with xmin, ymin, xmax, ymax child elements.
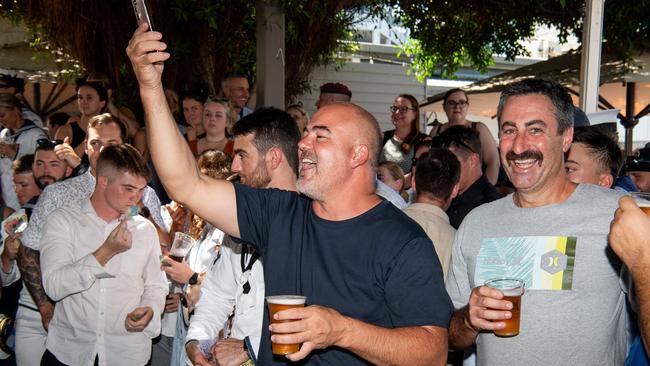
<box><xmin>17</xmin><ymin>246</ymin><xmax>50</xmax><ymax>307</ymax></box>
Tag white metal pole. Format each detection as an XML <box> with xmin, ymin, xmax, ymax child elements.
<box><xmin>579</xmin><ymin>0</ymin><xmax>605</xmax><ymax>113</ymax></box>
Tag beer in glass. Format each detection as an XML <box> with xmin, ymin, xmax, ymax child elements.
<box><xmin>485</xmin><ymin>278</ymin><xmax>524</xmax><ymax>337</ymax></box>
<box><xmin>266</xmin><ymin>295</ymin><xmax>306</xmax><ymax>355</ymax></box>
<box><xmin>630</xmin><ymin>192</ymin><xmax>650</xmax><ymax>215</ymax></box>
<box><xmin>168</xmin><ymin>232</ymin><xmax>196</xmax><ymax>262</ymax></box>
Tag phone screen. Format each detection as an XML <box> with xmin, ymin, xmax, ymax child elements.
<box><xmin>132</xmin><ymin>0</ymin><xmax>154</xmax><ymax>31</ymax></box>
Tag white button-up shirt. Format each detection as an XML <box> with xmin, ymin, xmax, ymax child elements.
<box><xmin>186</xmin><ymin>237</ymin><xmax>265</xmax><ymax>356</ymax></box>
<box><xmin>40</xmin><ymin>199</ymin><xmax>168</xmax><ymax>366</ymax></box>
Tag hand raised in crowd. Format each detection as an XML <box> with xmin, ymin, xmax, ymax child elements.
<box><xmin>93</xmin><ymin>220</ymin><xmax>132</xmax><ymax>266</ymax></box>
<box><xmin>186</xmin><ymin>341</ymin><xmax>213</xmax><ymax>366</ymax></box>
<box><xmin>269</xmin><ymin>305</ymin><xmax>347</xmax><ymax>362</ymax></box>
<box><xmin>1</xmin><ymin>233</ymin><xmax>21</xmax><ymax>272</ymax></box>
<box><xmin>165</xmin><ymin>202</ymin><xmax>186</xmax><ymax>227</ymax></box>
<box><xmin>164</xmin><ymin>293</ymin><xmax>181</xmax><ymax>314</ymax></box>
<box><xmin>125</xmin><ymin>306</ymin><xmax>154</xmax><ymax>332</ymax></box>
<box><xmin>464</xmin><ymin>285</ymin><xmax>515</xmax><ymax>333</ymax></box>
<box><xmin>212</xmin><ymin>338</ymin><xmax>249</xmax><ymax>366</ymax></box>
<box><xmin>53</xmin><ymin>137</ymin><xmax>81</xmax><ymax>168</ymax></box>
<box><xmin>609</xmin><ymin>196</ymin><xmax>650</xmax><ymax>271</ymax></box>
<box><xmin>0</xmin><ymin>143</ymin><xmax>17</xmax><ymax>159</ymax></box>
<box><xmin>126</xmin><ymin>22</ymin><xmax>169</xmax><ymax>90</ymax></box>
<box><xmin>160</xmin><ymin>256</ymin><xmax>193</xmax><ymax>284</ymax></box>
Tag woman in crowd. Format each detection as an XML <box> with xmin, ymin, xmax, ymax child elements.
<box><xmin>380</xmin><ymin>94</ymin><xmax>428</xmax><ymax>173</ymax></box>
<box><xmin>196</xmin><ymin>98</ymin><xmax>234</xmax><ymax>156</ymax></box>
<box><xmin>429</xmin><ymin>88</ymin><xmax>500</xmax><ymax>184</ymax></box>
<box><xmin>161</xmin><ymin>150</ymin><xmax>232</xmax><ymax>365</ymax></box>
<box><xmin>378</xmin><ymin>161</ymin><xmax>408</xmax><ymax>202</ymax></box>
<box><xmin>55</xmin><ymin>81</ymin><xmax>108</xmax><ymax>157</ymax></box>
<box><xmin>286</xmin><ymin>103</ymin><xmax>309</xmax><ymax>133</ymax></box>
<box><xmin>181</xmin><ymin>91</ymin><xmax>206</xmax><ymax>155</ymax></box>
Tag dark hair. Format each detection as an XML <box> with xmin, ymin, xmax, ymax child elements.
<box><xmin>231</xmin><ymin>107</ymin><xmax>302</xmax><ymax>175</ymax></box>
<box><xmin>496</xmin><ymin>79</ymin><xmax>574</xmax><ymax>134</ymax></box>
<box><xmin>0</xmin><ymin>74</ymin><xmax>24</xmax><ymax>93</ymax></box>
<box><xmin>394</xmin><ymin>94</ymin><xmax>421</xmax><ymax>154</ymax></box>
<box><xmin>88</xmin><ymin>113</ymin><xmax>129</xmax><ymax>144</ymax></box>
<box><xmin>180</xmin><ymin>89</ymin><xmax>207</xmax><ymax>105</ymax></box>
<box><xmin>12</xmin><ymin>154</ymin><xmax>34</xmax><ymax>175</ymax></box>
<box><xmin>96</xmin><ymin>144</ymin><xmax>150</xmax><ymax>181</ymax></box>
<box><xmin>443</xmin><ymin>88</ymin><xmax>468</xmax><ymax>104</ymax></box>
<box><xmin>35</xmin><ymin>138</ymin><xmax>63</xmax><ymax>153</ymax></box>
<box><xmin>438</xmin><ymin>125</ymin><xmax>483</xmax><ymax>162</ymax></box>
<box><xmin>76</xmin><ymin>81</ymin><xmax>109</xmax><ymax>103</ymax></box>
<box><xmin>572</xmin><ymin>126</ymin><xmax>624</xmax><ymax>180</ymax></box>
<box><xmin>319</xmin><ymin>82</ymin><xmax>352</xmax><ymax>98</ymax></box>
<box><xmin>47</xmin><ymin>112</ymin><xmax>70</xmax><ymax>128</ymax></box>
<box><xmin>415</xmin><ymin>147</ymin><xmax>460</xmax><ymax>201</ymax></box>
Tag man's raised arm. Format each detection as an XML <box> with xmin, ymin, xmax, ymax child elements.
<box><xmin>126</xmin><ymin>24</ymin><xmax>239</xmax><ymax>237</ymax></box>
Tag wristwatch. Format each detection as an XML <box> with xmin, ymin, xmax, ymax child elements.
<box><xmin>188</xmin><ymin>272</ymin><xmax>199</xmax><ymax>285</ymax></box>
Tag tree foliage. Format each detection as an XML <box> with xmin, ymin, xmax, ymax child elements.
<box><xmin>391</xmin><ymin>0</ymin><xmax>650</xmax><ymax>81</ymax></box>
<box><xmin>0</xmin><ymin>0</ymin><xmax>378</xmax><ymax>104</ymax></box>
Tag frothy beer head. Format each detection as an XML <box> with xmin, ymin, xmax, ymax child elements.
<box><xmin>266</xmin><ymin>295</ymin><xmax>307</xmax><ymax>305</ymax></box>
<box><xmin>630</xmin><ymin>192</ymin><xmax>650</xmax><ymax>216</ymax></box>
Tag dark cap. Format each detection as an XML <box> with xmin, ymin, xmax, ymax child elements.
<box><xmin>0</xmin><ymin>74</ymin><xmax>23</xmax><ymax>93</ymax></box>
<box><xmin>628</xmin><ymin>147</ymin><xmax>650</xmax><ymax>172</ymax></box>
<box><xmin>319</xmin><ymin>82</ymin><xmax>351</xmax><ymax>98</ymax></box>
<box><xmin>573</xmin><ymin>107</ymin><xmax>590</xmax><ymax>127</ymax></box>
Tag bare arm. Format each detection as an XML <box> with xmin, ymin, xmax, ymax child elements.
<box><xmin>17</xmin><ymin>245</ymin><xmax>50</xmax><ymax>307</ymax></box>
<box><xmin>476</xmin><ymin>122</ymin><xmax>500</xmax><ymax>185</ymax></box>
<box><xmin>272</xmin><ymin>305</ymin><xmax>448</xmax><ymax>366</ymax></box>
<box><xmin>126</xmin><ymin>24</ymin><xmax>239</xmax><ymax>238</ymax></box>
<box><xmin>609</xmin><ymin>196</ymin><xmax>650</xmax><ymax>353</ymax></box>
<box><xmin>448</xmin><ymin>307</ymin><xmax>479</xmax><ymax>350</ymax></box>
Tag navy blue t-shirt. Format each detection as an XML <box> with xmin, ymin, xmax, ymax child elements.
<box><xmin>234</xmin><ymin>184</ymin><xmax>453</xmax><ymax>365</ymax></box>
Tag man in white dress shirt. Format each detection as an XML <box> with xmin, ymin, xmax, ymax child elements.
<box><xmin>40</xmin><ymin>144</ymin><xmax>167</xmax><ymax>365</ymax></box>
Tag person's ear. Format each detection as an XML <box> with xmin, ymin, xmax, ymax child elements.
<box><xmin>266</xmin><ymin>147</ymin><xmax>283</xmax><ymax>171</ymax></box>
<box><xmin>598</xmin><ymin>173</ymin><xmax>614</xmax><ymax>189</ymax></box>
<box><xmin>351</xmin><ymin>144</ymin><xmax>369</xmax><ymax>168</ymax></box>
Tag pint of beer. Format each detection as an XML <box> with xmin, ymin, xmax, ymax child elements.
<box><xmin>266</xmin><ymin>295</ymin><xmax>307</xmax><ymax>355</ymax></box>
<box><xmin>630</xmin><ymin>192</ymin><xmax>650</xmax><ymax>215</ymax></box>
<box><xmin>485</xmin><ymin>278</ymin><xmax>525</xmax><ymax>337</ymax></box>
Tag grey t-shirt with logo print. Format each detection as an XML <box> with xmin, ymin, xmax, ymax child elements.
<box><xmin>446</xmin><ymin>184</ymin><xmax>628</xmax><ymax>366</ymax></box>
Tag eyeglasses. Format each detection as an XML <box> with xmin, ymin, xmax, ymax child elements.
<box><xmin>390</xmin><ymin>106</ymin><xmax>416</xmax><ymax>114</ymax></box>
<box><xmin>36</xmin><ymin>138</ymin><xmax>64</xmax><ymax>149</ymax></box>
<box><xmin>444</xmin><ymin>100</ymin><xmax>469</xmax><ymax>108</ymax></box>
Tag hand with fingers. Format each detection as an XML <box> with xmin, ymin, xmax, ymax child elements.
<box><xmin>465</xmin><ymin>285</ymin><xmax>517</xmax><ymax>334</ymax></box>
<box><xmin>53</xmin><ymin>137</ymin><xmax>81</xmax><ymax>168</ymax></box>
<box><xmin>609</xmin><ymin>195</ymin><xmax>650</xmax><ymax>271</ymax></box>
<box><xmin>164</xmin><ymin>293</ymin><xmax>181</xmax><ymax>313</ymax></box>
<box><xmin>212</xmin><ymin>338</ymin><xmax>249</xmax><ymax>366</ymax></box>
<box><xmin>125</xmin><ymin>306</ymin><xmax>154</xmax><ymax>332</ymax></box>
<box><xmin>268</xmin><ymin>305</ymin><xmax>347</xmax><ymax>362</ymax></box>
<box><xmin>126</xmin><ymin>22</ymin><xmax>170</xmax><ymax>90</ymax></box>
<box><xmin>93</xmin><ymin>220</ymin><xmax>132</xmax><ymax>266</ymax></box>
<box><xmin>160</xmin><ymin>256</ymin><xmax>193</xmax><ymax>284</ymax></box>
<box><xmin>186</xmin><ymin>341</ymin><xmax>213</xmax><ymax>366</ymax></box>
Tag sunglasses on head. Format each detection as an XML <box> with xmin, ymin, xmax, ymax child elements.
<box><xmin>431</xmin><ymin>135</ymin><xmax>476</xmax><ymax>154</ymax></box>
<box><xmin>36</xmin><ymin>138</ymin><xmax>64</xmax><ymax>149</ymax></box>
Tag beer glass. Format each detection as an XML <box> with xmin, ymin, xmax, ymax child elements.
<box><xmin>629</xmin><ymin>192</ymin><xmax>650</xmax><ymax>215</ymax></box>
<box><xmin>266</xmin><ymin>295</ymin><xmax>307</xmax><ymax>355</ymax></box>
<box><xmin>485</xmin><ymin>278</ymin><xmax>524</xmax><ymax>337</ymax></box>
<box><xmin>169</xmin><ymin>232</ymin><xmax>196</xmax><ymax>262</ymax></box>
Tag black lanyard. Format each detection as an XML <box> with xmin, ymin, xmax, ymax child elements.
<box><xmin>240</xmin><ymin>245</ymin><xmax>259</xmax><ymax>294</ymax></box>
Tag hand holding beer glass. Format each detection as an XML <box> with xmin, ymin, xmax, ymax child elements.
<box><xmin>266</xmin><ymin>295</ymin><xmax>307</xmax><ymax>355</ymax></box>
<box><xmin>484</xmin><ymin>278</ymin><xmax>524</xmax><ymax>337</ymax></box>
<box><xmin>609</xmin><ymin>194</ymin><xmax>650</xmax><ymax>269</ymax></box>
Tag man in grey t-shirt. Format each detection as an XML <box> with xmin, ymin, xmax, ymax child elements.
<box><xmin>446</xmin><ymin>79</ymin><xmax>628</xmax><ymax>365</ymax></box>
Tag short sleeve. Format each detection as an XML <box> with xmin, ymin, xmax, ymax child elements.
<box><xmin>445</xmin><ymin>224</ymin><xmax>472</xmax><ymax>309</ymax></box>
<box><xmin>384</xmin><ymin>237</ymin><xmax>453</xmax><ymax>328</ymax></box>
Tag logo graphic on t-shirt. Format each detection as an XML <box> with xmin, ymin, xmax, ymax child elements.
<box><xmin>475</xmin><ymin>236</ymin><xmax>577</xmax><ymax>291</ymax></box>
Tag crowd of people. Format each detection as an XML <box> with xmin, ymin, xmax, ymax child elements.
<box><xmin>0</xmin><ymin>22</ymin><xmax>647</xmax><ymax>366</ymax></box>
